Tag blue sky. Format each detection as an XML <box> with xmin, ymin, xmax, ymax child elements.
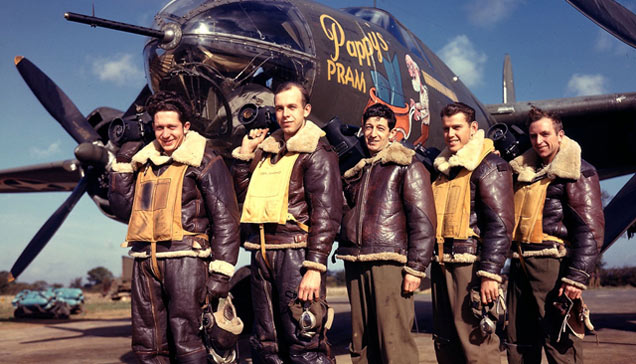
<box><xmin>1</xmin><ymin>0</ymin><xmax>635</xmax><ymax>285</ymax></box>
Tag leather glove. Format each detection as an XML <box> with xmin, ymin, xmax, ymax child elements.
<box><xmin>206</xmin><ymin>273</ymin><xmax>230</xmax><ymax>299</ymax></box>
<box><xmin>116</xmin><ymin>141</ymin><xmax>144</xmax><ymax>163</ymax></box>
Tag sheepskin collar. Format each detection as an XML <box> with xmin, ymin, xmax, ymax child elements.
<box><xmin>509</xmin><ymin>135</ymin><xmax>581</xmax><ymax>182</ymax></box>
<box><xmin>343</xmin><ymin>142</ymin><xmax>415</xmax><ymax>179</ymax></box>
<box><xmin>131</xmin><ymin>130</ymin><xmax>207</xmax><ymax>169</ymax></box>
<box><xmin>434</xmin><ymin>129</ymin><xmax>493</xmax><ymax>176</ymax></box>
<box><xmin>257</xmin><ymin>120</ymin><xmax>325</xmax><ymax>154</ymax></box>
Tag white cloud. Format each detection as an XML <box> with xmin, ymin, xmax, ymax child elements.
<box><xmin>438</xmin><ymin>35</ymin><xmax>487</xmax><ymax>87</ymax></box>
<box><xmin>566</xmin><ymin>74</ymin><xmax>608</xmax><ymax>96</ymax></box>
<box><xmin>465</xmin><ymin>0</ymin><xmax>523</xmax><ymax>27</ymax></box>
<box><xmin>30</xmin><ymin>141</ymin><xmax>62</xmax><ymax>158</ymax></box>
<box><xmin>594</xmin><ymin>29</ymin><xmax>634</xmax><ymax>55</ymax></box>
<box><xmin>91</xmin><ymin>53</ymin><xmax>144</xmax><ymax>86</ymax></box>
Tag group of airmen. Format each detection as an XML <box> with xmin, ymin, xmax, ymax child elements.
<box><xmin>109</xmin><ymin>81</ymin><xmax>603</xmax><ymax>364</ymax></box>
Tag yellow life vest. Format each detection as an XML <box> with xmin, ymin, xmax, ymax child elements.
<box><xmin>431</xmin><ymin>139</ymin><xmax>494</xmax><ymax>243</ymax></box>
<box><xmin>432</xmin><ymin>168</ymin><xmax>474</xmax><ymax>242</ymax></box>
<box><xmin>512</xmin><ymin>178</ymin><xmax>566</xmax><ymax>245</ymax></box>
<box><xmin>240</xmin><ymin>153</ymin><xmax>301</xmax><ymax>226</ymax></box>
<box><xmin>126</xmin><ymin>163</ymin><xmax>198</xmax><ymax>243</ymax></box>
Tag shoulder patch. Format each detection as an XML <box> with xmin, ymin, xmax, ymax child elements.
<box><xmin>582</xmin><ymin>169</ymin><xmax>596</xmax><ymax>178</ymax></box>
<box><xmin>497</xmin><ymin>163</ymin><xmax>510</xmax><ymax>172</ymax></box>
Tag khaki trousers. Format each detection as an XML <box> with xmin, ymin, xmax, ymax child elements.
<box><xmin>345</xmin><ymin>261</ymin><xmax>418</xmax><ymax>364</ymax></box>
<box><xmin>506</xmin><ymin>256</ymin><xmax>583</xmax><ymax>364</ymax></box>
<box><xmin>431</xmin><ymin>261</ymin><xmax>500</xmax><ymax>364</ymax></box>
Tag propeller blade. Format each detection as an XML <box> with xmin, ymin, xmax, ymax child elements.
<box><xmin>567</xmin><ymin>0</ymin><xmax>636</xmax><ymax>49</ymax></box>
<box><xmin>601</xmin><ymin>173</ymin><xmax>636</xmax><ymax>253</ymax></box>
<box><xmin>502</xmin><ymin>54</ymin><xmax>515</xmax><ymax>104</ymax></box>
<box><xmin>8</xmin><ymin>176</ymin><xmax>89</xmax><ymax>282</ymax></box>
<box><xmin>14</xmin><ymin>56</ymin><xmax>101</xmax><ymax>143</ymax></box>
<box><xmin>123</xmin><ymin>85</ymin><xmax>152</xmax><ymax>118</ymax></box>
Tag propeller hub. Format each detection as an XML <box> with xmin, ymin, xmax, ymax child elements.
<box><xmin>74</xmin><ymin>142</ymin><xmax>109</xmax><ymax>166</ymax></box>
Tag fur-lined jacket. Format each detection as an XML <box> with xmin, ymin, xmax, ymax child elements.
<box><xmin>509</xmin><ymin>136</ymin><xmax>604</xmax><ymax>289</ymax></box>
<box><xmin>231</xmin><ymin>121</ymin><xmax>343</xmax><ymax>272</ymax></box>
<box><xmin>336</xmin><ymin>142</ymin><xmax>436</xmax><ymax>277</ymax></box>
<box><xmin>108</xmin><ymin>131</ymin><xmax>241</xmax><ymax>278</ymax></box>
<box><xmin>432</xmin><ymin>130</ymin><xmax>514</xmax><ymax>282</ymax></box>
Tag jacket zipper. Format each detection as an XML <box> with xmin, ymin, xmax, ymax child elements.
<box><xmin>356</xmin><ymin>163</ymin><xmax>374</xmax><ymax>245</ymax></box>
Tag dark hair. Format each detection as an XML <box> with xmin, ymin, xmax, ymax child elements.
<box><xmin>440</xmin><ymin>102</ymin><xmax>475</xmax><ymax>124</ymax></box>
<box><xmin>363</xmin><ymin>103</ymin><xmax>396</xmax><ymax>129</ymax></box>
<box><xmin>274</xmin><ymin>81</ymin><xmax>310</xmax><ymax>106</ymax></box>
<box><xmin>527</xmin><ymin>106</ymin><xmax>563</xmax><ymax>133</ymax></box>
<box><xmin>145</xmin><ymin>91</ymin><xmax>192</xmax><ymax>123</ymax></box>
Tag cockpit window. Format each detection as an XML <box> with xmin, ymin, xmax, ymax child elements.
<box><xmin>343</xmin><ymin>7</ymin><xmax>424</xmax><ymax>60</ymax></box>
<box><xmin>158</xmin><ymin>0</ymin><xmax>204</xmax><ymax>19</ymax></box>
<box><xmin>156</xmin><ymin>0</ymin><xmax>311</xmax><ymax>53</ymax></box>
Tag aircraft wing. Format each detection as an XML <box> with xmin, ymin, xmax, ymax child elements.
<box><xmin>0</xmin><ymin>160</ymin><xmax>82</xmax><ymax>193</ymax></box>
<box><xmin>485</xmin><ymin>92</ymin><xmax>636</xmax><ymax>180</ymax></box>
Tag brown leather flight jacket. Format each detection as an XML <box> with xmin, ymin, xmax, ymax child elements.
<box><xmin>510</xmin><ymin>136</ymin><xmax>604</xmax><ymax>288</ymax></box>
<box><xmin>337</xmin><ymin>142</ymin><xmax>436</xmax><ymax>276</ymax></box>
<box><xmin>108</xmin><ymin>131</ymin><xmax>240</xmax><ymax>273</ymax></box>
<box><xmin>231</xmin><ymin>121</ymin><xmax>343</xmax><ymax>271</ymax></box>
<box><xmin>433</xmin><ymin>131</ymin><xmax>515</xmax><ymax>281</ymax></box>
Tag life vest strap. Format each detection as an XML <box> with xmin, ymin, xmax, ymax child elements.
<box><xmin>259</xmin><ymin>224</ymin><xmax>272</xmax><ymax>270</ymax></box>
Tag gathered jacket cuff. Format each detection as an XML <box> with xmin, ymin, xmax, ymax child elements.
<box><xmin>302</xmin><ymin>260</ymin><xmax>327</xmax><ymax>272</ymax></box>
<box><xmin>561</xmin><ymin>277</ymin><xmax>587</xmax><ymax>290</ymax></box>
<box><xmin>562</xmin><ymin>266</ymin><xmax>591</xmax><ymax>289</ymax></box>
<box><xmin>403</xmin><ymin>266</ymin><xmax>426</xmax><ymax>278</ymax></box>
<box><xmin>111</xmin><ymin>161</ymin><xmax>135</xmax><ymax>173</ymax></box>
<box><xmin>305</xmin><ymin>250</ymin><xmax>329</xmax><ymax>270</ymax></box>
<box><xmin>231</xmin><ymin>147</ymin><xmax>255</xmax><ymax>161</ymax></box>
<box><xmin>209</xmin><ymin>260</ymin><xmax>235</xmax><ymax>277</ymax></box>
<box><xmin>476</xmin><ymin>270</ymin><xmax>503</xmax><ymax>283</ymax></box>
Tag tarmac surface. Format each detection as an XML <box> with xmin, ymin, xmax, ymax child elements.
<box><xmin>1</xmin><ymin>287</ymin><xmax>635</xmax><ymax>363</ymax></box>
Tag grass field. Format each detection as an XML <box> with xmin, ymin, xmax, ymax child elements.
<box><xmin>0</xmin><ymin>293</ymin><xmax>131</xmax><ymax>322</ymax></box>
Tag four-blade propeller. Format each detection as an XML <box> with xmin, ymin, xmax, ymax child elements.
<box><xmin>8</xmin><ymin>57</ymin><xmax>113</xmax><ymax>282</ymax></box>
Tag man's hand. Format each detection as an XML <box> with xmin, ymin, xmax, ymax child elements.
<box><xmin>402</xmin><ymin>273</ymin><xmax>421</xmax><ymax>294</ymax></box>
<box><xmin>298</xmin><ymin>269</ymin><xmax>321</xmax><ymax>301</ymax></box>
<box><xmin>558</xmin><ymin>283</ymin><xmax>582</xmax><ymax>300</ymax></box>
<box><xmin>480</xmin><ymin>277</ymin><xmax>499</xmax><ymax>305</ymax></box>
<box><xmin>239</xmin><ymin>128</ymin><xmax>269</xmax><ymax>155</ymax></box>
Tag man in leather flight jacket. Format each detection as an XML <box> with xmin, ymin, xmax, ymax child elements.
<box><xmin>231</xmin><ymin>82</ymin><xmax>342</xmax><ymax>364</ymax></box>
<box><xmin>505</xmin><ymin>107</ymin><xmax>604</xmax><ymax>364</ymax></box>
<box><xmin>109</xmin><ymin>91</ymin><xmax>241</xmax><ymax>363</ymax></box>
<box><xmin>336</xmin><ymin>103</ymin><xmax>436</xmax><ymax>364</ymax></box>
<box><xmin>431</xmin><ymin>102</ymin><xmax>514</xmax><ymax>364</ymax></box>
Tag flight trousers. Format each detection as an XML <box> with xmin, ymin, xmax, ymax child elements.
<box><xmin>131</xmin><ymin>256</ymin><xmax>208</xmax><ymax>364</ymax></box>
<box><xmin>249</xmin><ymin>248</ymin><xmax>334</xmax><ymax>364</ymax></box>
<box><xmin>344</xmin><ymin>261</ymin><xmax>419</xmax><ymax>364</ymax></box>
<box><xmin>506</xmin><ymin>256</ymin><xmax>584</xmax><ymax>364</ymax></box>
<box><xmin>431</xmin><ymin>261</ymin><xmax>501</xmax><ymax>364</ymax></box>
